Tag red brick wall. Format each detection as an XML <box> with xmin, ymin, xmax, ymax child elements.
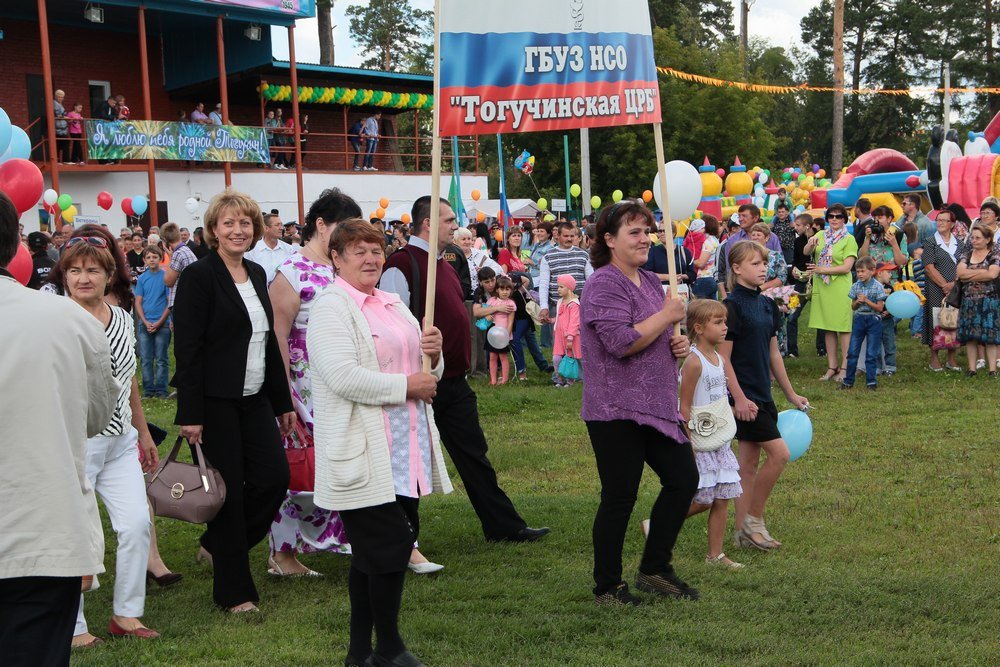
<box><xmin>0</xmin><ymin>19</ymin><xmax>174</xmax><ymax>125</ymax></box>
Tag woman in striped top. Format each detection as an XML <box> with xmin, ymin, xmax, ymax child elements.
<box><xmin>62</xmin><ymin>237</ymin><xmax>161</xmax><ymax>646</ymax></box>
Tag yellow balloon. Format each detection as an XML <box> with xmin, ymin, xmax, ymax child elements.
<box><xmin>63</xmin><ymin>204</ymin><xmax>78</xmax><ymax>224</ymax></box>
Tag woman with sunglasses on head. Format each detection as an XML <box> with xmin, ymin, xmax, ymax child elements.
<box><xmin>43</xmin><ymin>225</ymin><xmax>183</xmax><ymax>589</ymax></box>
<box><xmin>804</xmin><ymin>204</ymin><xmax>859</xmax><ymax>382</ymax></box>
<box><xmin>59</xmin><ymin>236</ymin><xmax>161</xmax><ymax>647</ymax></box>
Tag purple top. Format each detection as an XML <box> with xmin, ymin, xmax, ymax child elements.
<box><xmin>580</xmin><ymin>264</ymin><xmax>688</xmax><ymax>443</ymax></box>
<box><xmin>723</xmin><ymin>227</ymin><xmax>782</xmax><ymax>264</ymax></box>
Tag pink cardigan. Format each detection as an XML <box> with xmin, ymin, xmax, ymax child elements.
<box><xmin>553</xmin><ymin>299</ymin><xmax>580</xmax><ymax>357</ymax></box>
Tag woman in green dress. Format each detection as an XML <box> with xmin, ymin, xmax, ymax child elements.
<box><xmin>805</xmin><ymin>204</ymin><xmax>858</xmax><ymax>382</ymax></box>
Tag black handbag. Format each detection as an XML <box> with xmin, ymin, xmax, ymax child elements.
<box><xmin>944</xmin><ymin>280</ymin><xmax>962</xmax><ymax>309</ymax></box>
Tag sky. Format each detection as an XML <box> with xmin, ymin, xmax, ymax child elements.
<box><xmin>271</xmin><ymin>0</ymin><xmax>822</xmax><ymax>69</ymax></box>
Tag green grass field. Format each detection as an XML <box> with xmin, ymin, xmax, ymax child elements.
<box><xmin>72</xmin><ymin>324</ymin><xmax>998</xmax><ymax>666</ymax></box>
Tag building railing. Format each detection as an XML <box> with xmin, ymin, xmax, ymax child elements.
<box><xmin>34</xmin><ymin>118</ymin><xmax>482</xmax><ymax>173</ymax></box>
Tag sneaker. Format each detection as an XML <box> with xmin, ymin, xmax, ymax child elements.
<box><xmin>370</xmin><ymin>167</ymin><xmax>379</xmax><ymax>172</ymax></box>
<box><xmin>866</xmin><ymin>384</ymin><xmax>877</xmax><ymax>391</ymax></box>
<box><xmin>635</xmin><ymin>571</ymin><xmax>699</xmax><ymax>600</ymax></box>
<box><xmin>837</xmin><ymin>383</ymin><xmax>853</xmax><ymax>390</ymax></box>
<box><xmin>353</xmin><ymin>166</ymin><xmax>362</xmax><ymax>171</ymax></box>
<box><xmin>594</xmin><ymin>583</ymin><xmax>642</xmax><ymax>607</ymax></box>
<box><xmin>787</xmin><ymin>353</ymin><xmax>798</xmax><ymax>359</ymax></box>
<box><xmin>976</xmin><ymin>359</ymin><xmax>986</xmax><ymax>370</ymax></box>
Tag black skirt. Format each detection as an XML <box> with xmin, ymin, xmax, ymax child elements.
<box><xmin>733</xmin><ymin>400</ymin><xmax>781</xmax><ymax>443</ymax></box>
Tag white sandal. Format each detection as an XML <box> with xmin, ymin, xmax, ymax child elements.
<box><xmin>745</xmin><ymin>515</ymin><xmax>781</xmax><ymax>548</ymax></box>
<box><xmin>706</xmin><ymin>553</ymin><xmax>745</xmax><ymax>569</ymax></box>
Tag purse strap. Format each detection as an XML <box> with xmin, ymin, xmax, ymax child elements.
<box><xmin>148</xmin><ymin>436</ymin><xmax>221</xmax><ymax>496</ymax></box>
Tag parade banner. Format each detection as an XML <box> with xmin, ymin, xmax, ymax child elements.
<box><xmin>184</xmin><ymin>0</ymin><xmax>315</xmax><ymax>19</ymax></box>
<box><xmin>85</xmin><ymin>121</ymin><xmax>270</xmax><ymax>163</ymax></box>
<box><xmin>438</xmin><ymin>0</ymin><xmax>661</xmax><ymax>136</ymax></box>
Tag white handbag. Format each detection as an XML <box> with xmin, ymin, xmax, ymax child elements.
<box><xmin>687</xmin><ymin>397</ymin><xmax>737</xmax><ymax>452</ymax></box>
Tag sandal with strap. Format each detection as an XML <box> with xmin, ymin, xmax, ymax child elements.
<box><xmin>706</xmin><ymin>553</ymin><xmax>745</xmax><ymax>569</ymax></box>
<box><xmin>819</xmin><ymin>367</ymin><xmax>839</xmax><ymax>381</ymax></box>
<box><xmin>733</xmin><ymin>528</ymin><xmax>772</xmax><ymax>551</ymax></box>
<box><xmin>745</xmin><ymin>515</ymin><xmax>781</xmax><ymax>548</ymax></box>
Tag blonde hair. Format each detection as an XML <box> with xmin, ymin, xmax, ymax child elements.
<box><xmin>686</xmin><ymin>299</ymin><xmax>727</xmax><ymax>343</ymax></box>
<box><xmin>202</xmin><ymin>189</ymin><xmax>264</xmax><ymax>250</ymax></box>
<box><xmin>749</xmin><ymin>222</ymin><xmax>771</xmax><ymax>239</ymax></box>
<box><xmin>726</xmin><ymin>240</ymin><xmax>770</xmax><ymax>291</ymax></box>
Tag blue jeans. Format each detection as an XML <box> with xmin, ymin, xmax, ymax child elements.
<box><xmin>539</xmin><ymin>321</ymin><xmax>553</xmax><ymax>349</ymax></box>
<box><xmin>350</xmin><ymin>139</ymin><xmax>362</xmax><ymax>168</ymax></box>
<box><xmin>878</xmin><ymin>317</ymin><xmax>897</xmax><ymax>373</ymax></box>
<box><xmin>909</xmin><ymin>311</ymin><xmax>923</xmax><ymax>337</ymax></box>
<box><xmin>691</xmin><ymin>277</ymin><xmax>717</xmax><ymax>300</ymax></box>
<box><xmin>138</xmin><ymin>325</ymin><xmax>171</xmax><ymax>396</ymax></box>
<box><xmin>363</xmin><ymin>139</ymin><xmax>378</xmax><ymax>168</ymax></box>
<box><xmin>511</xmin><ymin>318</ymin><xmax>549</xmax><ymax>373</ymax></box>
<box><xmin>844</xmin><ymin>315</ymin><xmax>882</xmax><ymax>387</ymax></box>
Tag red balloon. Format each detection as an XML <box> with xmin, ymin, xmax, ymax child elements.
<box><xmin>121</xmin><ymin>197</ymin><xmax>134</xmax><ymax>217</ymax></box>
<box><xmin>0</xmin><ymin>158</ymin><xmax>44</xmax><ymax>214</ymax></box>
<box><xmin>97</xmin><ymin>191</ymin><xmax>113</xmax><ymax>211</ymax></box>
<box><xmin>905</xmin><ymin>174</ymin><xmax>921</xmax><ymax>189</ymax></box>
<box><xmin>6</xmin><ymin>243</ymin><xmax>32</xmax><ymax>286</ymax></box>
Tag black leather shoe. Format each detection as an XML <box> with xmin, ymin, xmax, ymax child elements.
<box><xmin>344</xmin><ymin>654</ymin><xmax>375</xmax><ymax>667</ymax></box>
<box><xmin>373</xmin><ymin>651</ymin><xmax>424</xmax><ymax>667</ymax></box>
<box><xmin>493</xmin><ymin>526</ymin><xmax>551</xmax><ymax>543</ymax></box>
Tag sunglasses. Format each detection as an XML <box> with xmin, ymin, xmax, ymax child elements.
<box><xmin>65</xmin><ymin>236</ymin><xmax>109</xmax><ymax>249</ymax></box>
<box><xmin>827</xmin><ymin>214</ymin><xmax>845</xmax><ymax>220</ymax></box>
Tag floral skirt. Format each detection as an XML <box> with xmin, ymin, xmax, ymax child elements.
<box><xmin>692</xmin><ymin>444</ymin><xmax>742</xmax><ymax>505</ymax></box>
<box><xmin>957</xmin><ymin>295</ymin><xmax>1000</xmax><ymax>345</ymax></box>
<box><xmin>270</xmin><ymin>491</ymin><xmax>351</xmax><ymax>555</ymax></box>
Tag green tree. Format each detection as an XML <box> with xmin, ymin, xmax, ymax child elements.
<box><xmin>346</xmin><ymin>0</ymin><xmax>432</xmax><ymax>72</ymax></box>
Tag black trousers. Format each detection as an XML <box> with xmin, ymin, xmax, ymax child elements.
<box><xmin>587</xmin><ymin>420</ymin><xmax>698</xmax><ymax>595</ymax></box>
<box><xmin>432</xmin><ymin>376</ymin><xmax>527</xmax><ymax>540</ymax></box>
<box><xmin>0</xmin><ymin>576</ymin><xmax>80</xmax><ymax>667</ymax></box>
<box><xmin>199</xmin><ymin>393</ymin><xmax>289</xmax><ymax>608</ymax></box>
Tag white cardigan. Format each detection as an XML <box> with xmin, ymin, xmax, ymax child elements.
<box><xmin>306</xmin><ymin>283</ymin><xmax>452</xmax><ymax>511</ymax></box>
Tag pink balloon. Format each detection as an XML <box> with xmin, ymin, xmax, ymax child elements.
<box><xmin>0</xmin><ymin>158</ymin><xmax>44</xmax><ymax>214</ymax></box>
<box><xmin>715</xmin><ymin>168</ymin><xmax>725</xmax><ymax>178</ymax></box>
<box><xmin>6</xmin><ymin>243</ymin><xmax>32</xmax><ymax>286</ymax></box>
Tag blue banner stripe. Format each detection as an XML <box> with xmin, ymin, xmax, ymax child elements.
<box><xmin>441</xmin><ymin>31</ymin><xmax>657</xmax><ymax>89</ymax></box>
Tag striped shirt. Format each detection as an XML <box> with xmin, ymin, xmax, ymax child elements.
<box><xmin>539</xmin><ymin>245</ymin><xmax>592</xmax><ymax>308</ymax></box>
<box><xmin>99</xmin><ymin>305</ymin><xmax>137</xmax><ymax>437</ymax></box>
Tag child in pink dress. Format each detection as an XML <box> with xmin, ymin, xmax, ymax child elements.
<box><xmin>552</xmin><ymin>273</ymin><xmax>581</xmax><ymax>387</ymax></box>
<box><xmin>485</xmin><ymin>275</ymin><xmax>516</xmax><ymax>385</ymax></box>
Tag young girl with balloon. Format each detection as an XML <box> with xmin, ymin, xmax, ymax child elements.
<box><xmin>485</xmin><ymin>275</ymin><xmax>516</xmax><ymax>385</ymax></box>
<box><xmin>678</xmin><ymin>299</ymin><xmax>744</xmax><ymax>568</ymax></box>
<box><xmin>719</xmin><ymin>241</ymin><xmax>809</xmax><ymax>552</ymax></box>
<box><xmin>551</xmin><ymin>274</ymin><xmax>581</xmax><ymax>387</ymax></box>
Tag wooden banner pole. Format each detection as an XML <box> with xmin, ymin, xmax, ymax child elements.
<box><xmin>422</xmin><ymin>0</ymin><xmax>444</xmax><ymax>372</ymax></box>
<box><xmin>652</xmin><ymin>122</ymin><xmax>681</xmax><ymax>335</ymax></box>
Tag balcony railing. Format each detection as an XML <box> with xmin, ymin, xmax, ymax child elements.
<box><xmin>32</xmin><ymin>118</ymin><xmax>481</xmax><ymax>174</ymax></box>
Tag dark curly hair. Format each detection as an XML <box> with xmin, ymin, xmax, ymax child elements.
<box><xmin>589</xmin><ymin>201</ymin><xmax>655</xmax><ymax>269</ymax></box>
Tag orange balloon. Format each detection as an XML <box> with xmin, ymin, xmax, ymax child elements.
<box><xmin>379</xmin><ymin>197</ymin><xmax>389</xmax><ymax>209</ymax></box>
<box><xmin>642</xmin><ymin>190</ymin><xmax>653</xmax><ymax>203</ymax></box>
<box><xmin>401</xmin><ymin>213</ymin><xmax>411</xmax><ymax>224</ymax></box>
<box><xmin>375</xmin><ymin>207</ymin><xmax>386</xmax><ymax>218</ymax></box>
<box><xmin>471</xmin><ymin>189</ymin><xmax>481</xmax><ymax>201</ymax></box>
<box><xmin>494</xmin><ymin>230</ymin><xmax>504</xmax><ymax>242</ymax></box>
<box><xmin>476</xmin><ymin>211</ymin><xmax>486</xmax><ymax>222</ymax></box>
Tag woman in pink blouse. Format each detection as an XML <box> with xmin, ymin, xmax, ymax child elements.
<box><xmin>307</xmin><ymin>219</ymin><xmax>451</xmax><ymax>667</ymax></box>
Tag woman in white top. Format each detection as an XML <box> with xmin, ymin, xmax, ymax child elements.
<box><xmin>61</xmin><ymin>237</ymin><xmax>162</xmax><ymax>647</ymax></box>
<box><xmin>172</xmin><ymin>190</ymin><xmax>295</xmax><ymax>614</ymax></box>
<box><xmin>308</xmin><ymin>219</ymin><xmax>451</xmax><ymax>667</ymax></box>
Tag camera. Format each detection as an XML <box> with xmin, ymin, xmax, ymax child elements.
<box><xmin>868</xmin><ymin>221</ymin><xmax>885</xmax><ymax>243</ymax></box>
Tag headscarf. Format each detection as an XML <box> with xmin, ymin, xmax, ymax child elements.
<box><xmin>817</xmin><ymin>225</ymin><xmax>847</xmax><ymax>285</ymax></box>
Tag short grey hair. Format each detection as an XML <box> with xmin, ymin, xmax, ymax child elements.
<box><xmin>453</xmin><ymin>227</ymin><xmax>473</xmax><ymax>240</ymax></box>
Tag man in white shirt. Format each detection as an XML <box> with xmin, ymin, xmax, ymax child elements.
<box><xmin>0</xmin><ymin>191</ymin><xmax>117</xmax><ymax>664</ymax></box>
<box><xmin>362</xmin><ymin>112</ymin><xmax>381</xmax><ymax>171</ymax></box>
<box><xmin>246</xmin><ymin>213</ymin><xmax>294</xmax><ymax>284</ymax></box>
<box><xmin>208</xmin><ymin>103</ymin><xmax>223</xmax><ymax>126</ymax></box>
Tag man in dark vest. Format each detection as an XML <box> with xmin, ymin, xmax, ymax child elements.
<box><xmin>380</xmin><ymin>196</ymin><xmax>550</xmax><ymax>543</ymax></box>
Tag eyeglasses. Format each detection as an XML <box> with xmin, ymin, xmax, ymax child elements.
<box><xmin>827</xmin><ymin>214</ymin><xmax>845</xmax><ymax>220</ymax></box>
<box><xmin>65</xmin><ymin>236</ymin><xmax>109</xmax><ymax>249</ymax></box>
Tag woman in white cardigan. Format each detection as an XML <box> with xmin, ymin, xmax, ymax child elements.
<box><xmin>307</xmin><ymin>219</ymin><xmax>451</xmax><ymax>667</ymax></box>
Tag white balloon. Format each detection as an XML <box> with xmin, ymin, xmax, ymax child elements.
<box><xmin>486</xmin><ymin>325</ymin><xmax>510</xmax><ymax>349</ymax></box>
<box><xmin>758</xmin><ymin>173</ymin><xmax>768</xmax><ymax>184</ymax></box>
<box><xmin>184</xmin><ymin>197</ymin><xmax>199</xmax><ymax>214</ymax></box>
<box><xmin>652</xmin><ymin>160</ymin><xmax>702</xmax><ymax>220</ymax></box>
<box><xmin>43</xmin><ymin>189</ymin><xmax>58</xmax><ymax>206</ymax></box>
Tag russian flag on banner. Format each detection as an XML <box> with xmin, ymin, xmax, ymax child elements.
<box><xmin>438</xmin><ymin>1</ymin><xmax>661</xmax><ymax>136</ymax></box>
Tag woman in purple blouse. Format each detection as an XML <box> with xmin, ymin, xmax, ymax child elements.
<box><xmin>580</xmin><ymin>201</ymin><xmax>699</xmax><ymax>606</ymax></box>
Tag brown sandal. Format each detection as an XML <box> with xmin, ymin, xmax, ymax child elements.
<box><xmin>819</xmin><ymin>367</ymin><xmax>839</xmax><ymax>381</ymax></box>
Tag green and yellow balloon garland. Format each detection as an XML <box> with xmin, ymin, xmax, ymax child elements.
<box><xmin>258</xmin><ymin>81</ymin><xmax>433</xmax><ymax>110</ymax></box>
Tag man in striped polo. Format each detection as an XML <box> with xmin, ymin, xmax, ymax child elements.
<box><xmin>538</xmin><ymin>221</ymin><xmax>593</xmax><ymax>326</ymax></box>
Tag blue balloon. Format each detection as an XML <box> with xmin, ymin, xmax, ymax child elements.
<box><xmin>132</xmin><ymin>195</ymin><xmax>148</xmax><ymax>216</ymax></box>
<box><xmin>0</xmin><ymin>107</ymin><xmax>11</xmax><ymax>157</ymax></box>
<box><xmin>885</xmin><ymin>290</ymin><xmax>920</xmax><ymax>319</ymax></box>
<box><xmin>0</xmin><ymin>126</ymin><xmax>31</xmax><ymax>163</ymax></box>
<box><xmin>777</xmin><ymin>409</ymin><xmax>813</xmax><ymax>462</ymax></box>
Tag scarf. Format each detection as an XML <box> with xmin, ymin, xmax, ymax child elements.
<box><xmin>817</xmin><ymin>227</ymin><xmax>846</xmax><ymax>285</ymax></box>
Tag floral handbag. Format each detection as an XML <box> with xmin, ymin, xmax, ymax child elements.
<box><xmin>687</xmin><ymin>398</ymin><xmax>738</xmax><ymax>452</ymax></box>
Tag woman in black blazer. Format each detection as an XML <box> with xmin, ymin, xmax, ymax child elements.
<box><xmin>172</xmin><ymin>190</ymin><xmax>294</xmax><ymax>613</ymax></box>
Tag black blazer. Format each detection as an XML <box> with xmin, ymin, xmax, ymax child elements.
<box><xmin>172</xmin><ymin>250</ymin><xmax>292</xmax><ymax>426</ymax></box>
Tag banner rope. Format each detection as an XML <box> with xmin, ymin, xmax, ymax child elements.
<box><xmin>657</xmin><ymin>66</ymin><xmax>1000</xmax><ymax>96</ymax></box>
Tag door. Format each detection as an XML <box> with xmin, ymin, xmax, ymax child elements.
<box><xmin>89</xmin><ymin>81</ymin><xmax>111</xmax><ymax>119</ymax></box>
<box><xmin>136</xmin><ymin>201</ymin><xmax>169</xmax><ymax>234</ymax></box>
<box><xmin>26</xmin><ymin>74</ymin><xmax>46</xmax><ymax>161</ymax></box>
